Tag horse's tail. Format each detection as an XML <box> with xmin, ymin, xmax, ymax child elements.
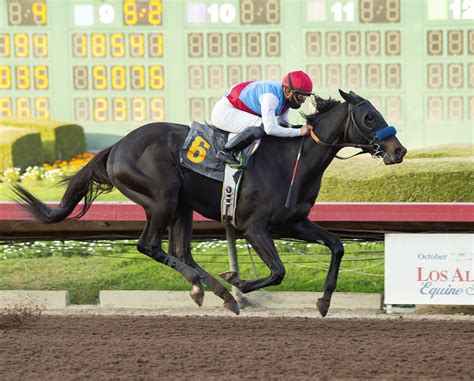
<box><xmin>13</xmin><ymin>147</ymin><xmax>114</xmax><ymax>224</ymax></box>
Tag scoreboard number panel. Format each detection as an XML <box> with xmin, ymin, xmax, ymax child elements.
<box><xmin>67</xmin><ymin>0</ymin><xmax>167</xmax><ymax>125</ymax></box>
<box><xmin>0</xmin><ymin>0</ymin><xmax>472</xmax><ymax>147</ymax></box>
<box><xmin>8</xmin><ymin>0</ymin><xmax>47</xmax><ymax>26</ymax></box>
<box><xmin>122</xmin><ymin>0</ymin><xmax>163</xmax><ymax>26</ymax></box>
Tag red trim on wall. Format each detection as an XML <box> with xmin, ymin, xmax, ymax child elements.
<box><xmin>1</xmin><ymin>202</ymin><xmax>472</xmax><ymax>223</ymax></box>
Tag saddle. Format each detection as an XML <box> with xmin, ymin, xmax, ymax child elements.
<box><xmin>180</xmin><ymin>121</ymin><xmax>261</xmax><ymax>181</ymax></box>
<box><xmin>180</xmin><ymin>121</ymin><xmax>261</xmax><ymax>226</ymax></box>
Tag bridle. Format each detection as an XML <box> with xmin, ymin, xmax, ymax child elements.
<box><xmin>309</xmin><ymin>101</ymin><xmax>394</xmax><ymax>159</ymax></box>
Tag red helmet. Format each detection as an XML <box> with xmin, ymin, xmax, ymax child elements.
<box><xmin>282</xmin><ymin>71</ymin><xmax>313</xmax><ymax>95</ymax></box>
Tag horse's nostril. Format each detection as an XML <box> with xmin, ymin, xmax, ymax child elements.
<box><xmin>395</xmin><ymin>147</ymin><xmax>406</xmax><ymax>158</ymax></box>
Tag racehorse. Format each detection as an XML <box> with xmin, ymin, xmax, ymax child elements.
<box><xmin>13</xmin><ymin>90</ymin><xmax>407</xmax><ymax>317</ymax></box>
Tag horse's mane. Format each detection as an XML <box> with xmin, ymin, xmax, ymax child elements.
<box><xmin>304</xmin><ymin>96</ymin><xmax>341</xmax><ymax>125</ymax></box>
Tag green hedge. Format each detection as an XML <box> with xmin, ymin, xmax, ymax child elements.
<box><xmin>319</xmin><ymin>151</ymin><xmax>473</xmax><ymax>202</ymax></box>
<box><xmin>0</xmin><ymin>127</ymin><xmax>44</xmax><ymax>171</ymax></box>
<box><xmin>0</xmin><ymin>118</ymin><xmax>86</xmax><ymax>162</ymax></box>
<box><xmin>54</xmin><ymin>124</ymin><xmax>87</xmax><ymax>160</ymax></box>
<box><xmin>405</xmin><ymin>144</ymin><xmax>473</xmax><ymax>159</ymax></box>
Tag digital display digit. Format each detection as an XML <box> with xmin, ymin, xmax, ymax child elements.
<box><xmin>447</xmin><ymin>30</ymin><xmax>463</xmax><ymax>55</ymax></box>
<box><xmin>266</xmin><ymin>64</ymin><xmax>281</xmax><ymax>81</ymax></box>
<box><xmin>35</xmin><ymin>97</ymin><xmax>49</xmax><ymax>119</ymax></box>
<box><xmin>130</xmin><ymin>65</ymin><xmax>145</xmax><ymax>90</ymax></box>
<box><xmin>131</xmin><ymin>97</ymin><xmax>146</xmax><ymax>121</ymax></box>
<box><xmin>246</xmin><ymin>32</ymin><xmax>261</xmax><ymax>57</ymax></box>
<box><xmin>366</xmin><ymin>64</ymin><xmax>381</xmax><ymax>88</ymax></box>
<box><xmin>386</xmin><ymin>63</ymin><xmax>401</xmax><ymax>88</ymax></box>
<box><xmin>247</xmin><ymin>64</ymin><xmax>261</xmax><ymax>81</ymax></box>
<box><xmin>110</xmin><ymin>33</ymin><xmax>126</xmax><ymax>58</ymax></box>
<box><xmin>92</xmin><ymin>66</ymin><xmax>107</xmax><ymax>90</ymax></box>
<box><xmin>149</xmin><ymin>65</ymin><xmax>164</xmax><ymax>90</ymax></box>
<box><xmin>150</xmin><ymin>97</ymin><xmax>165</xmax><ymax>121</ymax></box>
<box><xmin>113</xmin><ymin>98</ymin><xmax>127</xmax><ymax>122</ymax></box>
<box><xmin>8</xmin><ymin>0</ymin><xmax>47</xmax><ymax>26</ymax></box>
<box><xmin>427</xmin><ymin>96</ymin><xmax>443</xmax><ymax>121</ymax></box>
<box><xmin>306</xmin><ymin>64</ymin><xmax>322</xmax><ymax>88</ymax></box>
<box><xmin>0</xmin><ymin>65</ymin><xmax>12</xmax><ymax>89</ymax></box>
<box><xmin>447</xmin><ymin>63</ymin><xmax>463</xmax><ymax>88</ymax></box>
<box><xmin>306</xmin><ymin>32</ymin><xmax>321</xmax><ymax>56</ymax></box>
<box><xmin>16</xmin><ymin>65</ymin><xmax>30</xmax><ymax>89</ymax></box>
<box><xmin>265</xmin><ymin>32</ymin><xmax>280</xmax><ymax>57</ymax></box>
<box><xmin>385</xmin><ymin>31</ymin><xmax>400</xmax><ymax>55</ymax></box>
<box><xmin>123</xmin><ymin>0</ymin><xmax>163</xmax><ymax>26</ymax></box>
<box><xmin>240</xmin><ymin>0</ymin><xmax>280</xmax><ymax>25</ymax></box>
<box><xmin>111</xmin><ymin>66</ymin><xmax>126</xmax><ymax>90</ymax></box>
<box><xmin>366</xmin><ymin>31</ymin><xmax>381</xmax><ymax>55</ymax></box>
<box><xmin>227</xmin><ymin>65</ymin><xmax>242</xmax><ymax>86</ymax></box>
<box><xmin>189</xmin><ymin>65</ymin><xmax>204</xmax><ymax>90</ymax></box>
<box><xmin>32</xmin><ymin>34</ymin><xmax>48</xmax><ymax>57</ymax></box>
<box><xmin>427</xmin><ymin>63</ymin><xmax>443</xmax><ymax>89</ymax></box>
<box><xmin>208</xmin><ymin>65</ymin><xmax>224</xmax><ymax>89</ymax></box>
<box><xmin>346</xmin><ymin>32</ymin><xmax>361</xmax><ymax>56</ymax></box>
<box><xmin>327</xmin><ymin>64</ymin><xmax>341</xmax><ymax>88</ymax></box>
<box><xmin>208</xmin><ymin>33</ymin><xmax>223</xmax><ymax>58</ymax></box>
<box><xmin>227</xmin><ymin>33</ymin><xmax>242</xmax><ymax>57</ymax></box>
<box><xmin>359</xmin><ymin>0</ymin><xmax>400</xmax><ymax>23</ymax></box>
<box><xmin>148</xmin><ymin>33</ymin><xmax>163</xmax><ymax>57</ymax></box>
<box><xmin>346</xmin><ymin>64</ymin><xmax>362</xmax><ymax>87</ymax></box>
<box><xmin>17</xmin><ymin>97</ymin><xmax>31</xmax><ymax>118</ymax></box>
<box><xmin>326</xmin><ymin>32</ymin><xmax>341</xmax><ymax>56</ymax></box>
<box><xmin>427</xmin><ymin>30</ymin><xmax>443</xmax><ymax>55</ymax></box>
<box><xmin>129</xmin><ymin>33</ymin><xmax>145</xmax><ymax>57</ymax></box>
<box><xmin>14</xmin><ymin>33</ymin><xmax>28</xmax><ymax>58</ymax></box>
<box><xmin>189</xmin><ymin>98</ymin><xmax>205</xmax><ymax>122</ymax></box>
<box><xmin>447</xmin><ymin>96</ymin><xmax>463</xmax><ymax>120</ymax></box>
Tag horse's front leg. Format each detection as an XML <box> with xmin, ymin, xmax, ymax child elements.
<box><xmin>283</xmin><ymin>218</ymin><xmax>345</xmax><ymax>317</ymax></box>
<box><xmin>219</xmin><ymin>225</ymin><xmax>286</xmax><ymax>293</ymax></box>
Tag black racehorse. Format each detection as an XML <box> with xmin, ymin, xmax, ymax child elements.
<box><xmin>13</xmin><ymin>90</ymin><xmax>406</xmax><ymax>317</ymax></box>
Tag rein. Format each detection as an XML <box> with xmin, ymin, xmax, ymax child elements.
<box><xmin>309</xmin><ymin>103</ymin><xmax>385</xmax><ymax>160</ymax></box>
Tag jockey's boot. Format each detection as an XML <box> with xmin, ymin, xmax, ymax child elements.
<box><xmin>216</xmin><ymin>126</ymin><xmax>265</xmax><ymax>165</ymax></box>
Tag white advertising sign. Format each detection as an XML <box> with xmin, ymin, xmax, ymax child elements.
<box><xmin>385</xmin><ymin>234</ymin><xmax>473</xmax><ymax>305</ymax></box>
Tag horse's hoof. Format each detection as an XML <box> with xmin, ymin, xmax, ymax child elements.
<box><xmin>316</xmin><ymin>298</ymin><xmax>330</xmax><ymax>317</ymax></box>
<box><xmin>219</xmin><ymin>271</ymin><xmax>238</xmax><ymax>283</ymax></box>
<box><xmin>190</xmin><ymin>284</ymin><xmax>204</xmax><ymax>307</ymax></box>
<box><xmin>224</xmin><ymin>300</ymin><xmax>240</xmax><ymax>315</ymax></box>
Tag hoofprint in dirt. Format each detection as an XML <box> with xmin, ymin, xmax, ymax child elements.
<box><xmin>0</xmin><ymin>315</ymin><xmax>472</xmax><ymax>380</ymax></box>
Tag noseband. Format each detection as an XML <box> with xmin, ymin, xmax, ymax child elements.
<box><xmin>309</xmin><ymin>101</ymin><xmax>396</xmax><ymax>159</ymax></box>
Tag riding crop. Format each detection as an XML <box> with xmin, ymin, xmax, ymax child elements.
<box><xmin>285</xmin><ymin>136</ymin><xmax>306</xmax><ymax>208</ymax></box>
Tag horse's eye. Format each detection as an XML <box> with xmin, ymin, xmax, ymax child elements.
<box><xmin>366</xmin><ymin>114</ymin><xmax>375</xmax><ymax>121</ymax></box>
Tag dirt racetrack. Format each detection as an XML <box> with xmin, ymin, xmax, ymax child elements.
<box><xmin>1</xmin><ymin>314</ymin><xmax>473</xmax><ymax>380</ymax></box>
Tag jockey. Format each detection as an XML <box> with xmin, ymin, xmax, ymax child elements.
<box><xmin>211</xmin><ymin>71</ymin><xmax>314</xmax><ymax>165</ymax></box>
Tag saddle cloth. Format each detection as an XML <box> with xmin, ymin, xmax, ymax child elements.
<box><xmin>180</xmin><ymin>121</ymin><xmax>228</xmax><ymax>182</ymax></box>
<box><xmin>180</xmin><ymin>121</ymin><xmax>261</xmax><ymax>225</ymax></box>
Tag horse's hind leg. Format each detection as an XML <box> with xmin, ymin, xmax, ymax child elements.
<box><xmin>137</xmin><ymin>209</ymin><xmax>205</xmax><ymax>307</ymax></box>
<box><xmin>168</xmin><ymin>207</ymin><xmax>240</xmax><ymax>315</ymax></box>
<box><xmin>109</xmin><ymin>173</ymin><xmax>204</xmax><ymax>306</ymax></box>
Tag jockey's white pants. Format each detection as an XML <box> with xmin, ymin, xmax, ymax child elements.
<box><xmin>210</xmin><ymin>97</ymin><xmax>262</xmax><ymax>134</ymax></box>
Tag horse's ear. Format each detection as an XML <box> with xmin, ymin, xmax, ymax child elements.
<box><xmin>339</xmin><ymin>89</ymin><xmax>358</xmax><ymax>104</ymax></box>
<box><xmin>349</xmin><ymin>91</ymin><xmax>366</xmax><ymax>103</ymax></box>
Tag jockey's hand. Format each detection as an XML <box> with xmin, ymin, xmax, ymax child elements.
<box><xmin>299</xmin><ymin>124</ymin><xmax>313</xmax><ymax>136</ymax></box>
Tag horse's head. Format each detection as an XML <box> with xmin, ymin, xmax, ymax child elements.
<box><xmin>339</xmin><ymin>90</ymin><xmax>407</xmax><ymax>165</ymax></box>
